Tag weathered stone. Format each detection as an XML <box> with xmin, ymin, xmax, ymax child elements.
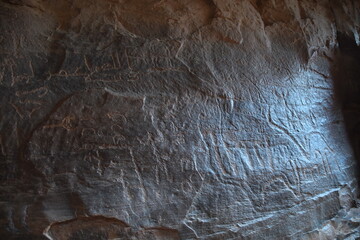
<box><xmin>0</xmin><ymin>0</ymin><xmax>360</xmax><ymax>239</ymax></box>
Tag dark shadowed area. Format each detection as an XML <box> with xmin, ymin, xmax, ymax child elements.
<box><xmin>333</xmin><ymin>32</ymin><xmax>360</xmax><ymax>190</ymax></box>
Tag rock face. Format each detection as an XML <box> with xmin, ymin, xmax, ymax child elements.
<box><xmin>1</xmin><ymin>0</ymin><xmax>360</xmax><ymax>239</ymax></box>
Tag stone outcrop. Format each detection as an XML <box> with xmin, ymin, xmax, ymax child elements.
<box><xmin>0</xmin><ymin>0</ymin><xmax>360</xmax><ymax>239</ymax></box>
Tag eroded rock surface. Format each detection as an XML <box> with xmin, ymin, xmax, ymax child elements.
<box><xmin>1</xmin><ymin>0</ymin><xmax>360</xmax><ymax>239</ymax></box>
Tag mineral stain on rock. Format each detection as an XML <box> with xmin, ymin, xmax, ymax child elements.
<box><xmin>0</xmin><ymin>0</ymin><xmax>360</xmax><ymax>239</ymax></box>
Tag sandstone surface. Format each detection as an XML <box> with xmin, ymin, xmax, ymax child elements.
<box><xmin>1</xmin><ymin>0</ymin><xmax>360</xmax><ymax>239</ymax></box>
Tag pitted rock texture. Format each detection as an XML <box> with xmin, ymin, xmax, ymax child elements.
<box><xmin>0</xmin><ymin>0</ymin><xmax>360</xmax><ymax>239</ymax></box>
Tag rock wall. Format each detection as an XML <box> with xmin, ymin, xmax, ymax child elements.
<box><xmin>0</xmin><ymin>0</ymin><xmax>360</xmax><ymax>239</ymax></box>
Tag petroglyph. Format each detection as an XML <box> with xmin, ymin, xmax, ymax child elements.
<box><xmin>0</xmin><ymin>0</ymin><xmax>359</xmax><ymax>239</ymax></box>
